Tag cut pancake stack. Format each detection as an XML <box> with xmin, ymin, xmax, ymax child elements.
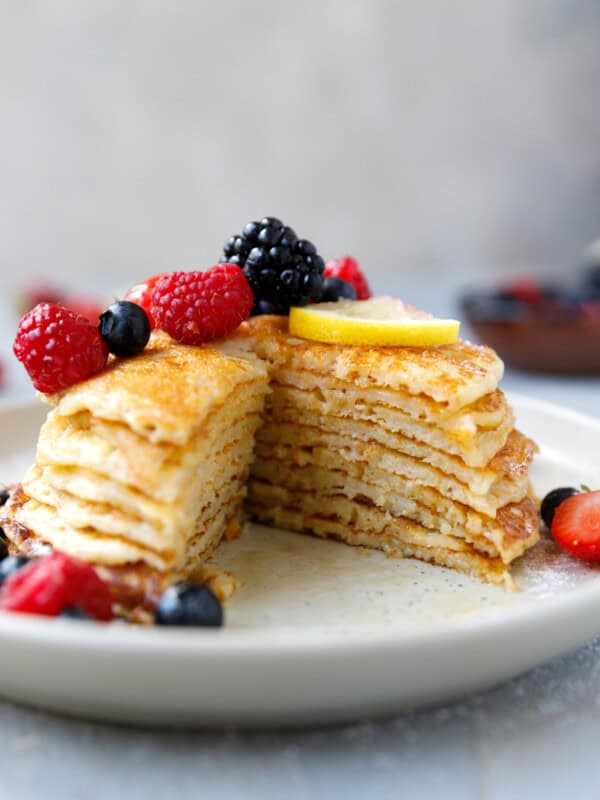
<box><xmin>236</xmin><ymin>316</ymin><xmax>540</xmax><ymax>588</ymax></box>
<box><xmin>2</xmin><ymin>331</ymin><xmax>269</xmax><ymax>614</ymax></box>
<box><xmin>2</xmin><ymin>312</ymin><xmax>540</xmax><ymax>608</ymax></box>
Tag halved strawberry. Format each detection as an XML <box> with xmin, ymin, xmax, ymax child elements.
<box><xmin>124</xmin><ymin>273</ymin><xmax>168</xmax><ymax>329</ymax></box>
<box><xmin>551</xmin><ymin>490</ymin><xmax>600</xmax><ymax>561</ymax></box>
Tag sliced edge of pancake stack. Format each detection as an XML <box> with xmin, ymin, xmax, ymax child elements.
<box><xmin>236</xmin><ymin>316</ymin><xmax>540</xmax><ymax>589</ymax></box>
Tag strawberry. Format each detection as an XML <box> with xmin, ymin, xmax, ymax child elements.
<box><xmin>551</xmin><ymin>490</ymin><xmax>600</xmax><ymax>561</ymax></box>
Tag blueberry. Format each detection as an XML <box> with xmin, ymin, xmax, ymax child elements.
<box><xmin>321</xmin><ymin>277</ymin><xmax>357</xmax><ymax>302</ymax></box>
<box><xmin>461</xmin><ymin>292</ymin><xmax>524</xmax><ymax>322</ymax></box>
<box><xmin>99</xmin><ymin>301</ymin><xmax>151</xmax><ymax>358</ymax></box>
<box><xmin>60</xmin><ymin>606</ymin><xmax>91</xmax><ymax>620</ymax></box>
<box><xmin>0</xmin><ymin>489</ymin><xmax>9</xmax><ymax>507</ymax></box>
<box><xmin>154</xmin><ymin>583</ymin><xmax>223</xmax><ymax>627</ymax></box>
<box><xmin>0</xmin><ymin>556</ymin><xmax>30</xmax><ymax>588</ymax></box>
<box><xmin>540</xmin><ymin>487</ymin><xmax>579</xmax><ymax>528</ymax></box>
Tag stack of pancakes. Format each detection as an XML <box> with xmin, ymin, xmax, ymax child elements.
<box><xmin>3</xmin><ymin>314</ymin><xmax>540</xmax><ymax>606</ymax></box>
<box><xmin>235</xmin><ymin>316</ymin><xmax>539</xmax><ymax>588</ymax></box>
<box><xmin>2</xmin><ymin>332</ymin><xmax>269</xmax><ymax>612</ymax></box>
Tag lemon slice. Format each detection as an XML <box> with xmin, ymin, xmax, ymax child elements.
<box><xmin>289</xmin><ymin>297</ymin><xmax>460</xmax><ymax>346</ymax></box>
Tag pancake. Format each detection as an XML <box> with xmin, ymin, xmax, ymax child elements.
<box><xmin>34</xmin><ymin>407</ymin><xmax>264</xmax><ymax>503</ymax></box>
<box><xmin>245</xmin><ymin>500</ymin><xmax>515</xmax><ymax>589</ymax></box>
<box><xmin>247</xmin><ymin>468</ymin><xmax>539</xmax><ymax>563</ymax></box>
<box><xmin>231</xmin><ymin>315</ymin><xmax>505</xmax><ymax>410</ymax></box>
<box><xmin>267</xmin><ymin>386</ymin><xmax>514</xmax><ymax>467</ymax></box>
<box><xmin>23</xmin><ymin>454</ymin><xmax>251</xmax><ymax>551</ymax></box>
<box><xmin>273</xmin><ymin>368</ymin><xmax>510</xmax><ymax>430</ymax></box>
<box><xmin>48</xmin><ymin>330</ymin><xmax>268</xmax><ymax>445</ymax></box>
<box><xmin>27</xmin><ymin>431</ymin><xmax>258</xmax><ymax>530</ymax></box>
<box><xmin>254</xmin><ymin>425</ymin><xmax>529</xmax><ymax>514</ymax></box>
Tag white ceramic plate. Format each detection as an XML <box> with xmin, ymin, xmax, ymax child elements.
<box><xmin>0</xmin><ymin>395</ymin><xmax>599</xmax><ymax>728</ymax></box>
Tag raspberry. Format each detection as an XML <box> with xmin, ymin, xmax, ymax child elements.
<box><xmin>0</xmin><ymin>551</ymin><xmax>113</xmax><ymax>620</ymax></box>
<box><xmin>13</xmin><ymin>303</ymin><xmax>109</xmax><ymax>394</ymax></box>
<box><xmin>124</xmin><ymin>273</ymin><xmax>168</xmax><ymax>329</ymax></box>
<box><xmin>151</xmin><ymin>265</ymin><xmax>254</xmax><ymax>345</ymax></box>
<box><xmin>324</xmin><ymin>256</ymin><xmax>372</xmax><ymax>300</ymax></box>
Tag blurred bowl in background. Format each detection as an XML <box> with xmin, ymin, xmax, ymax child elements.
<box><xmin>465</xmin><ymin>315</ymin><xmax>600</xmax><ymax>374</ymax></box>
<box><xmin>461</xmin><ymin>269</ymin><xmax>600</xmax><ymax>375</ymax></box>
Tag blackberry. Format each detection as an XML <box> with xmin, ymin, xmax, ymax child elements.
<box><xmin>221</xmin><ymin>216</ymin><xmax>325</xmax><ymax>311</ymax></box>
<box><xmin>250</xmin><ymin>300</ymin><xmax>288</xmax><ymax>316</ymax></box>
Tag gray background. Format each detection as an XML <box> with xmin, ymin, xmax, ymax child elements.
<box><xmin>1</xmin><ymin>0</ymin><xmax>600</xmax><ymax>298</ymax></box>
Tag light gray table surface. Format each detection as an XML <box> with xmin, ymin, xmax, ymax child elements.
<box><xmin>0</xmin><ymin>328</ymin><xmax>599</xmax><ymax>800</ymax></box>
